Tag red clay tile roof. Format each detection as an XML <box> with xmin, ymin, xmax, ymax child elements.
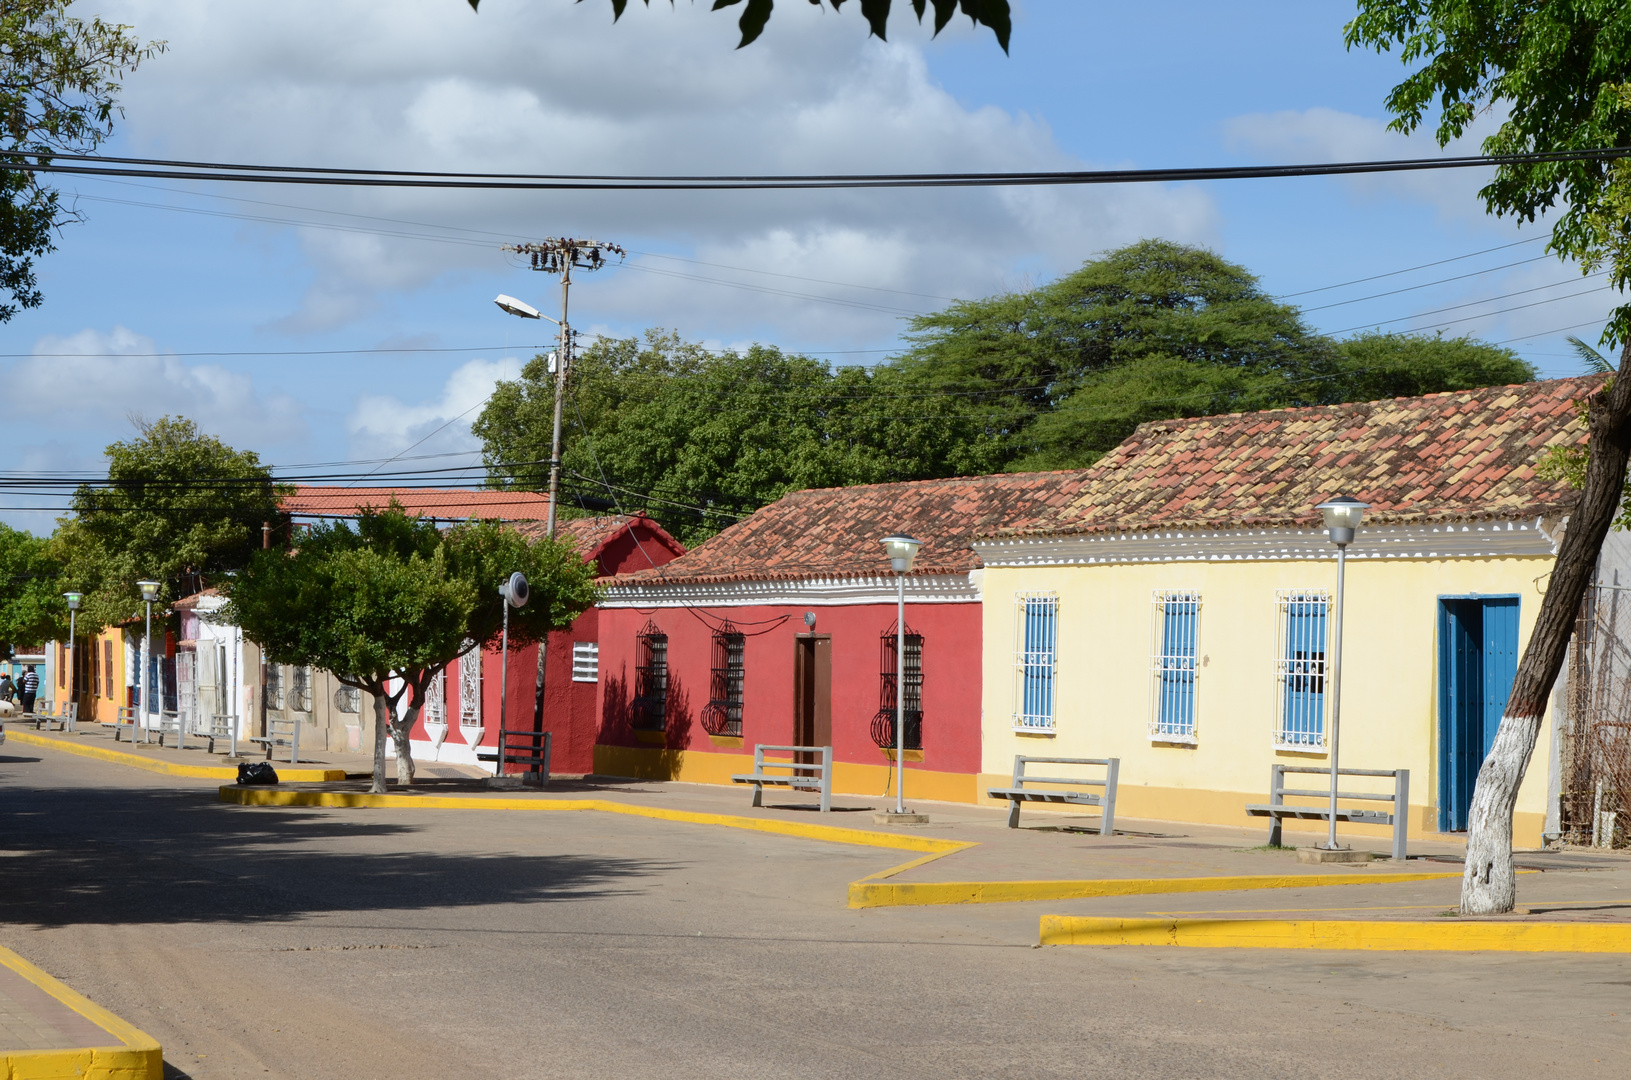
<box><xmin>171</xmin><ymin>588</ymin><xmax>222</xmax><ymax>611</ymax></box>
<box><xmin>282</xmin><ymin>486</ymin><xmax>551</xmax><ymax>522</ymax></box>
<box><xmin>516</xmin><ymin>513</ymin><xmax>685</xmax><ymax>563</ymax></box>
<box><xmin>611</xmin><ymin>471</ymin><xmax>1093</xmax><ymax>586</ymax></box>
<box><xmin>997</xmin><ymin>376</ymin><xmax>1599</xmax><ymax>538</ymax></box>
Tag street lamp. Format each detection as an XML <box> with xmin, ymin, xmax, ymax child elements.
<box><xmin>494</xmin><ymin>294</ymin><xmax>566</xmax><ymax>539</ymax></box>
<box><xmin>63</xmin><ymin>592</ymin><xmax>81</xmax><ymax>721</ymax></box>
<box><xmin>495</xmin><ymin>572</ymin><xmax>530</xmax><ymax>778</ymax></box>
<box><xmin>880</xmin><ymin>534</ymin><xmax>922</xmax><ymax>816</ymax></box>
<box><xmin>137</xmin><ymin>580</ymin><xmax>161</xmax><ymax>745</ymax></box>
<box><xmin>1315</xmin><ymin>496</ymin><xmax>1368</xmax><ymax>851</ymax></box>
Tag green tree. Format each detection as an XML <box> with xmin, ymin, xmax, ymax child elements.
<box><xmin>465</xmin><ymin>0</ymin><xmax>1011</xmax><ymax>50</ymax></box>
<box><xmin>1348</xmin><ymin>0</ymin><xmax>1631</xmax><ymax>915</ymax></box>
<box><xmin>57</xmin><ymin>416</ymin><xmax>290</xmax><ymax>637</ymax></box>
<box><xmin>1321</xmin><ymin>332</ymin><xmax>1536</xmax><ymax>404</ymax></box>
<box><xmin>224</xmin><ymin>506</ymin><xmax>599</xmax><ymax>793</ymax></box>
<box><xmin>0</xmin><ymin>523</ymin><xmax>65</xmax><ymax>657</ymax></box>
<box><xmin>1</xmin><ymin>1</ymin><xmax>162</xmax><ymax>320</ymax></box>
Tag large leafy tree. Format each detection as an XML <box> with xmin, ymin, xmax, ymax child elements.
<box><xmin>224</xmin><ymin>506</ymin><xmax>599</xmax><ymax>793</ymax></box>
<box><xmin>0</xmin><ymin>523</ymin><xmax>65</xmax><ymax>658</ymax></box>
<box><xmin>465</xmin><ymin>0</ymin><xmax>1011</xmax><ymax>50</ymax></box>
<box><xmin>1348</xmin><ymin>1</ymin><xmax>1631</xmax><ymax>915</ymax></box>
<box><xmin>56</xmin><ymin>416</ymin><xmax>289</xmax><ymax>636</ymax></box>
<box><xmin>1</xmin><ymin>1</ymin><xmax>162</xmax><ymax>320</ymax></box>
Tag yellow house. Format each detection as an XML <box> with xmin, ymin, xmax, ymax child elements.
<box><xmin>46</xmin><ymin>626</ymin><xmax>130</xmax><ymax>723</ymax></box>
<box><xmin>974</xmin><ymin>376</ymin><xmax>1605</xmax><ymax>849</ymax></box>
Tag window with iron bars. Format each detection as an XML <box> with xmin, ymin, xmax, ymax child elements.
<box><xmin>1013</xmin><ymin>593</ymin><xmax>1058</xmax><ymax>731</ymax></box>
<box><xmin>265</xmin><ymin>663</ymin><xmax>284</xmax><ymax>712</ymax></box>
<box><xmin>1150</xmin><ymin>591</ymin><xmax>1200</xmax><ymax>741</ymax></box>
<box><xmin>334</xmin><ymin>684</ymin><xmax>362</xmax><ymax>714</ymax></box>
<box><xmin>632</xmin><ymin>622</ymin><xmax>669</xmax><ymax>731</ymax></box>
<box><xmin>701</xmin><ymin>624</ymin><xmax>745</xmax><ymax>737</ymax></box>
<box><xmin>872</xmin><ymin>622</ymin><xmax>923</xmax><ymax>750</ymax></box>
<box><xmin>1274</xmin><ymin>590</ymin><xmax>1328</xmax><ymax>749</ymax></box>
<box><xmin>290</xmin><ymin>665</ymin><xmax>313</xmax><ymax>714</ymax></box>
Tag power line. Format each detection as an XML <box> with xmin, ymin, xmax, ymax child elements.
<box><xmin>1272</xmin><ymin>236</ymin><xmax>1547</xmax><ymax>299</ymax></box>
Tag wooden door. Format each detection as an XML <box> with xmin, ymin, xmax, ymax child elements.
<box><xmin>793</xmin><ymin>636</ymin><xmax>832</xmax><ymax>761</ymax></box>
<box><xmin>1438</xmin><ymin>597</ymin><xmax>1520</xmax><ymax>831</ymax></box>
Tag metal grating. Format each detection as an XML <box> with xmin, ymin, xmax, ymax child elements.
<box><xmin>1013</xmin><ymin>592</ymin><xmax>1058</xmax><ymax>731</ymax></box>
<box><xmin>1150</xmin><ymin>591</ymin><xmax>1200</xmax><ymax>740</ymax></box>
<box><xmin>1274</xmin><ymin>590</ymin><xmax>1328</xmax><ymax>749</ymax></box>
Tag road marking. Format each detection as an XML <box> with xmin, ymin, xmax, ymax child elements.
<box><xmin>1039</xmin><ymin>916</ymin><xmax>1631</xmax><ymax>952</ymax></box>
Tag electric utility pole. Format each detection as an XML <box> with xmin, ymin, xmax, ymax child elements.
<box><xmin>499</xmin><ymin>238</ymin><xmax>624</xmax><ymax>539</ymax></box>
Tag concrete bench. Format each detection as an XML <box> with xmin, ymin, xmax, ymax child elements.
<box><xmin>153</xmin><ymin>711</ymin><xmax>187</xmax><ymax>749</ymax></box>
<box><xmin>477</xmin><ymin>729</ymin><xmax>552</xmax><ymax>785</ymax></box>
<box><xmin>105</xmin><ymin>706</ymin><xmax>140</xmax><ymax>741</ymax></box>
<box><xmin>186</xmin><ymin>713</ymin><xmax>238</xmax><ymax>755</ymax></box>
<box><xmin>988</xmin><ymin>755</ymin><xmax>1120</xmax><ymax>832</ymax></box>
<box><xmin>1245</xmin><ymin>764</ymin><xmax>1410</xmax><ymax>861</ymax></box>
<box><xmin>732</xmin><ymin>744</ymin><xmax>832</xmax><ymax>812</ymax></box>
<box><xmin>247</xmin><ymin>717</ymin><xmax>301</xmax><ymax>763</ymax></box>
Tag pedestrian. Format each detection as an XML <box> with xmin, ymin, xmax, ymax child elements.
<box><xmin>20</xmin><ymin>665</ymin><xmax>38</xmax><ymax>715</ymax></box>
<box><xmin>0</xmin><ymin>672</ymin><xmax>15</xmax><ymax>704</ymax></box>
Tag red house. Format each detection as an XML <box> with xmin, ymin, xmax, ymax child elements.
<box><xmin>592</xmin><ymin>472</ymin><xmax>1089</xmax><ymax>803</ymax></box>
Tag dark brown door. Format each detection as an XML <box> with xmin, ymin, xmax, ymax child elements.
<box><xmin>793</xmin><ymin>635</ymin><xmax>832</xmax><ymax>760</ymax></box>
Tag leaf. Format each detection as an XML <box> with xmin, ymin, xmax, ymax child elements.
<box><xmin>733</xmin><ymin>0</ymin><xmax>775</xmax><ymax>48</ymax></box>
<box><xmin>467</xmin><ymin>0</ymin><xmax>479</xmax><ymax>9</ymax></box>
<box><xmin>859</xmin><ymin>0</ymin><xmax>891</xmax><ymax>40</ymax></box>
<box><xmin>1566</xmin><ymin>334</ymin><xmax>1615</xmax><ymax>374</ymax></box>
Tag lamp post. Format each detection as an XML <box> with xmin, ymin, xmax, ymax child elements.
<box><xmin>137</xmin><ymin>581</ymin><xmax>161</xmax><ymax>745</ymax></box>
<box><xmin>1315</xmin><ymin>497</ymin><xmax>1368</xmax><ymax>851</ymax></box>
<box><xmin>63</xmin><ymin>592</ymin><xmax>81</xmax><ymax>718</ymax></box>
<box><xmin>494</xmin><ymin>572</ymin><xmax>531</xmax><ymax>778</ymax></box>
<box><xmin>880</xmin><ymin>534</ymin><xmax>922</xmax><ymax>816</ymax></box>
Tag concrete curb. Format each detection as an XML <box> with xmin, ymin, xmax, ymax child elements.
<box><xmin>10</xmin><ymin>730</ymin><xmax>346</xmax><ymax>782</ymax></box>
<box><xmin>1038</xmin><ymin>915</ymin><xmax>1631</xmax><ymax>952</ymax></box>
<box><xmin>0</xmin><ymin>945</ymin><xmax>163</xmax><ymax>1079</ymax></box>
<box><xmin>848</xmin><ymin>870</ymin><xmax>1466</xmax><ymax>908</ymax></box>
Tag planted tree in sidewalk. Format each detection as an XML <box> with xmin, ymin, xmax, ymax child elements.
<box><xmin>1348</xmin><ymin>1</ymin><xmax>1631</xmax><ymax>914</ymax></box>
<box><xmin>0</xmin><ymin>524</ymin><xmax>66</xmax><ymax>657</ymax></box>
<box><xmin>223</xmin><ymin>505</ymin><xmax>598</xmax><ymax>793</ymax></box>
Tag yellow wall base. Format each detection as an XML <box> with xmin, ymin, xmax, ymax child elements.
<box><xmin>593</xmin><ymin>744</ymin><xmax>980</xmax><ymax>804</ymax></box>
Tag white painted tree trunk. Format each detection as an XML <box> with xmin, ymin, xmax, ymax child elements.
<box><xmin>370</xmin><ymin>692</ymin><xmax>390</xmax><ymax>795</ymax></box>
<box><xmin>1462</xmin><ymin>355</ymin><xmax>1631</xmax><ymax>914</ymax></box>
<box><xmin>391</xmin><ymin>702</ymin><xmax>420</xmax><ymax>787</ymax></box>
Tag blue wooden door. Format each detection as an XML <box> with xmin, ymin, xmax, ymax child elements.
<box><xmin>1438</xmin><ymin>597</ymin><xmax>1520</xmax><ymax>831</ymax></box>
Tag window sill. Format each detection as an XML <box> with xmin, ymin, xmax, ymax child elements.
<box><xmin>571</xmin><ymin>676</ymin><xmax>598</xmax><ymax>684</ymax></box>
<box><xmin>1274</xmin><ymin>741</ymin><xmax>1328</xmax><ymax>756</ymax></box>
<box><xmin>1011</xmin><ymin>725</ymin><xmax>1056</xmax><ymax>737</ymax></box>
<box><xmin>1150</xmin><ymin>733</ymin><xmax>1198</xmax><ymax>747</ymax></box>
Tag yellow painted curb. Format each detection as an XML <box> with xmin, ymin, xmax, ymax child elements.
<box><xmin>10</xmin><ymin>729</ymin><xmax>346</xmax><ymax>782</ymax></box>
<box><xmin>848</xmin><ymin>870</ymin><xmax>1465</xmax><ymax>909</ymax></box>
<box><xmin>1038</xmin><ymin>915</ymin><xmax>1631</xmax><ymax>953</ymax></box>
<box><xmin>216</xmin><ymin>786</ymin><xmax>975</xmax><ymax>857</ymax></box>
<box><xmin>0</xmin><ymin>945</ymin><xmax>163</xmax><ymax>1079</ymax></box>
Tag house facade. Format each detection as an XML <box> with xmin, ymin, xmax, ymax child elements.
<box><xmin>973</xmin><ymin>377</ymin><xmax>1611</xmax><ymax>847</ymax></box>
<box><xmin>594</xmin><ymin>473</ymin><xmax>1091</xmax><ymax>800</ymax></box>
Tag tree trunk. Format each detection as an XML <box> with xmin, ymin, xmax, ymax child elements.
<box><xmin>370</xmin><ymin>691</ymin><xmax>389</xmax><ymax>795</ymax></box>
<box><xmin>389</xmin><ymin>677</ymin><xmax>428</xmax><ymax>788</ymax></box>
<box><xmin>533</xmin><ymin>631</ymin><xmax>548</xmax><ymax>733</ymax></box>
<box><xmin>1462</xmin><ymin>356</ymin><xmax>1631</xmax><ymax>914</ymax></box>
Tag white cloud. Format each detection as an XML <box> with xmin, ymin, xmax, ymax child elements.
<box><xmin>10</xmin><ymin>327</ymin><xmax>306</xmax><ymax>444</ymax></box>
<box><xmin>346</xmin><ymin>356</ymin><xmax>520</xmax><ymax>462</ymax></box>
<box><xmin>97</xmin><ymin>0</ymin><xmax>1217</xmax><ymax>339</ymax></box>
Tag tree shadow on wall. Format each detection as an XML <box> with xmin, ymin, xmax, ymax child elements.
<box><xmin>598</xmin><ymin>666</ymin><xmax>694</xmax><ymax>781</ymax></box>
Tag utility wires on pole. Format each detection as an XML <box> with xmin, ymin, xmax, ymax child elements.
<box><xmin>497</xmin><ymin>237</ymin><xmax>624</xmax><ymax>538</ymax></box>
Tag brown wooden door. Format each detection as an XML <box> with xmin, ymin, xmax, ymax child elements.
<box><xmin>793</xmin><ymin>635</ymin><xmax>832</xmax><ymax>761</ymax></box>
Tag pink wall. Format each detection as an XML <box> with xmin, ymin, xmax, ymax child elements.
<box><xmin>594</xmin><ymin>602</ymin><xmax>983</xmax><ymax>775</ymax></box>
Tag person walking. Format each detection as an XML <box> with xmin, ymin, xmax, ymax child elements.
<box><xmin>20</xmin><ymin>665</ymin><xmax>39</xmax><ymax>715</ymax></box>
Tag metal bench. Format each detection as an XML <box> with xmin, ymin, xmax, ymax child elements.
<box><xmin>731</xmin><ymin>744</ymin><xmax>832</xmax><ymax>812</ymax></box>
<box><xmin>988</xmin><ymin>755</ymin><xmax>1120</xmax><ymax>832</ymax></box>
<box><xmin>106</xmin><ymin>706</ymin><xmax>140</xmax><ymax>741</ymax></box>
<box><xmin>477</xmin><ymin>729</ymin><xmax>552</xmax><ymax>785</ymax></box>
<box><xmin>1245</xmin><ymin>764</ymin><xmax>1410</xmax><ymax>861</ymax></box>
<box><xmin>153</xmin><ymin>711</ymin><xmax>186</xmax><ymax>749</ymax></box>
<box><xmin>184</xmin><ymin>712</ymin><xmax>238</xmax><ymax>755</ymax></box>
<box><xmin>247</xmin><ymin>717</ymin><xmax>301</xmax><ymax>763</ymax></box>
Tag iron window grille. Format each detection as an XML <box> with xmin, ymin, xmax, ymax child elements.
<box><xmin>572</xmin><ymin>642</ymin><xmax>600</xmax><ymax>682</ymax></box>
<box><xmin>1274</xmin><ymin>590</ymin><xmax>1329</xmax><ymax>749</ymax></box>
<box><xmin>1013</xmin><ymin>592</ymin><xmax>1059</xmax><ymax>731</ymax></box>
<box><xmin>265</xmin><ymin>663</ymin><xmax>284</xmax><ymax>712</ymax></box>
<box><xmin>632</xmin><ymin>622</ymin><xmax>669</xmax><ymax>731</ymax></box>
<box><xmin>701</xmin><ymin>623</ymin><xmax>745</xmax><ymax>737</ymax></box>
<box><xmin>872</xmin><ymin>622</ymin><xmax>924</xmax><ymax>750</ymax></box>
<box><xmin>334</xmin><ymin>685</ymin><xmax>362</xmax><ymax>714</ymax></box>
<box><xmin>290</xmin><ymin>666</ymin><xmax>313</xmax><ymax>714</ymax></box>
<box><xmin>458</xmin><ymin>642</ymin><xmax>482</xmax><ymax>728</ymax></box>
<box><xmin>1150</xmin><ymin>591</ymin><xmax>1201</xmax><ymax>741</ymax></box>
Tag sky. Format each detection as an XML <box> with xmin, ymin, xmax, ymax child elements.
<box><xmin>0</xmin><ymin>0</ymin><xmax>1619</xmax><ymax>534</ymax></box>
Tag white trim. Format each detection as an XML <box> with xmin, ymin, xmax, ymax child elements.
<box><xmin>600</xmin><ymin>571</ymin><xmax>982</xmax><ymax>608</ymax></box>
<box><xmin>974</xmin><ymin>518</ymin><xmax>1559</xmax><ymax>567</ymax></box>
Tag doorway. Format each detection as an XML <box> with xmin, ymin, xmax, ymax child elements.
<box><xmin>793</xmin><ymin>635</ymin><xmax>832</xmax><ymax>760</ymax></box>
<box><xmin>1438</xmin><ymin>596</ymin><xmax>1520</xmax><ymax>831</ymax></box>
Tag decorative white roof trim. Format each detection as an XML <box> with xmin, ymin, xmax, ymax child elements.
<box><xmin>600</xmin><ymin>571</ymin><xmax>982</xmax><ymax>608</ymax></box>
<box><xmin>973</xmin><ymin>519</ymin><xmax>1559</xmax><ymax>568</ymax></box>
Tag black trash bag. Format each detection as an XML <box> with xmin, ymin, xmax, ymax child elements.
<box><xmin>237</xmin><ymin>761</ymin><xmax>280</xmax><ymax>785</ymax></box>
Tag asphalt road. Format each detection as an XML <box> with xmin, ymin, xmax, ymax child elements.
<box><xmin>2</xmin><ymin>747</ymin><xmax>1628</xmax><ymax>1079</ymax></box>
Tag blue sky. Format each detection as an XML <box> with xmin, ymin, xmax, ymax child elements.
<box><xmin>0</xmin><ymin>1</ymin><xmax>1615</xmax><ymax>533</ymax></box>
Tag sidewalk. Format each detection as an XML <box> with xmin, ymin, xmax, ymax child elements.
<box><xmin>0</xmin><ymin>946</ymin><xmax>161</xmax><ymax>1079</ymax></box>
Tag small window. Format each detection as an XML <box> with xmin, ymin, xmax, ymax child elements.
<box><xmin>290</xmin><ymin>666</ymin><xmax>313</xmax><ymax>713</ymax></box>
<box><xmin>872</xmin><ymin>622</ymin><xmax>923</xmax><ymax>750</ymax></box>
<box><xmin>265</xmin><ymin>663</ymin><xmax>284</xmax><ymax>711</ymax></box>
<box><xmin>632</xmin><ymin>622</ymin><xmax>668</xmax><ymax>731</ymax></box>
<box><xmin>1013</xmin><ymin>593</ymin><xmax>1058</xmax><ymax>731</ymax></box>
<box><xmin>1151</xmin><ymin>591</ymin><xmax>1201</xmax><ymax>741</ymax></box>
<box><xmin>334</xmin><ymin>685</ymin><xmax>362</xmax><ymax>714</ymax></box>
<box><xmin>1275</xmin><ymin>590</ymin><xmax>1328</xmax><ymax>749</ymax></box>
<box><xmin>572</xmin><ymin>642</ymin><xmax>600</xmax><ymax>682</ymax></box>
<box><xmin>702</xmin><ymin>625</ymin><xmax>744</xmax><ymax>736</ymax></box>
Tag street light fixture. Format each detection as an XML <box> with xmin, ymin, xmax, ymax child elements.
<box><xmin>137</xmin><ymin>580</ymin><xmax>161</xmax><ymax>745</ymax></box>
<box><xmin>493</xmin><ymin>294</ymin><xmax>568</xmax><ymax>539</ymax></box>
<box><xmin>63</xmin><ymin>592</ymin><xmax>81</xmax><ymax>720</ymax></box>
<box><xmin>1314</xmin><ymin>496</ymin><xmax>1368</xmax><ymax>851</ymax></box>
<box><xmin>879</xmin><ymin>534</ymin><xmax>922</xmax><ymax>817</ymax></box>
